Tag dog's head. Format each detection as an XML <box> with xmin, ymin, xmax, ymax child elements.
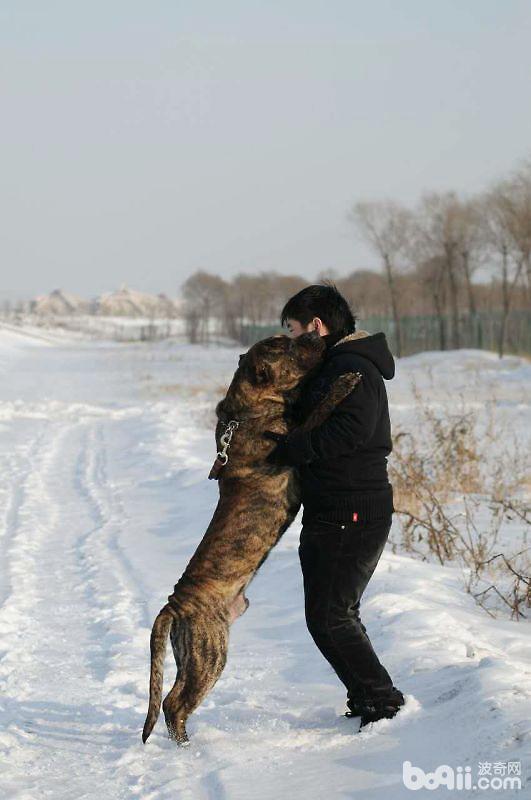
<box><xmin>221</xmin><ymin>332</ymin><xmax>326</xmax><ymax>414</ymax></box>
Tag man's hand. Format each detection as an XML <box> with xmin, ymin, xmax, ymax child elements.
<box><xmin>263</xmin><ymin>428</ymin><xmax>316</xmax><ymax>466</ymax></box>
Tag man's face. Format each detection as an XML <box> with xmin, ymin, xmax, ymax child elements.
<box><xmin>285</xmin><ymin>317</ymin><xmax>329</xmax><ymax>339</ymax></box>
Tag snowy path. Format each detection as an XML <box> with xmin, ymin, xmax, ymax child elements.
<box><xmin>0</xmin><ymin>331</ymin><xmax>529</xmax><ymax>798</ymax></box>
<box><xmin>0</xmin><ymin>404</ymin><xmax>149</xmax><ymax>796</ymax></box>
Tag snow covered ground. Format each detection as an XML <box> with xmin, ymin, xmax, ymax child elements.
<box><xmin>0</xmin><ymin>325</ymin><xmax>529</xmax><ymax>799</ymax></box>
<box><xmin>1</xmin><ymin>315</ymin><xmax>188</xmax><ymax>343</ymax></box>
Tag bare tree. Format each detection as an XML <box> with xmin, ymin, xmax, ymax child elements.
<box><xmin>268</xmin><ymin>273</ymin><xmax>307</xmax><ymax>325</ymax></box>
<box><xmin>414</xmin><ymin>192</ymin><xmax>467</xmax><ymax>349</ymax></box>
<box><xmin>337</xmin><ymin>270</ymin><xmax>389</xmax><ymax>320</ymax></box>
<box><xmin>454</xmin><ymin>198</ymin><xmax>484</xmax><ymax>317</ymax></box>
<box><xmin>226</xmin><ymin>273</ymin><xmax>270</xmax><ymax>341</ymax></box>
<box><xmin>226</xmin><ymin>272</ymin><xmax>306</xmax><ymax>340</ymax></box>
<box><xmin>482</xmin><ymin>168</ymin><xmax>530</xmax><ymax>357</ymax></box>
<box><xmin>349</xmin><ymin>201</ymin><xmax>413</xmax><ymax>356</ymax></box>
<box><xmin>417</xmin><ymin>256</ymin><xmax>448</xmax><ymax>350</ymax></box>
<box><xmin>181</xmin><ymin>271</ymin><xmax>227</xmax><ymax>344</ymax></box>
<box><xmin>505</xmin><ymin>162</ymin><xmax>531</xmax><ymax>300</ymax></box>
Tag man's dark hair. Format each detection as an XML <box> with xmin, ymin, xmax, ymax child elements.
<box><xmin>280</xmin><ymin>283</ymin><xmax>356</xmax><ymax>336</ymax></box>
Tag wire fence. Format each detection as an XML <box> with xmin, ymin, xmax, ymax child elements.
<box><xmin>239</xmin><ymin>310</ymin><xmax>531</xmax><ymax>356</ymax></box>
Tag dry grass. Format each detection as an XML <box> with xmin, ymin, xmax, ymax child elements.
<box><xmin>389</xmin><ymin>382</ymin><xmax>531</xmax><ymax>619</ymax></box>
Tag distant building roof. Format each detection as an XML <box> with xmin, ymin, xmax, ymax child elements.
<box><xmin>95</xmin><ymin>286</ymin><xmax>179</xmax><ymax>317</ymax></box>
<box><xmin>32</xmin><ymin>289</ymin><xmax>88</xmax><ymax>315</ymax></box>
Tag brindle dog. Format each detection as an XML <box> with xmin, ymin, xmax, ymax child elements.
<box><xmin>142</xmin><ymin>332</ymin><xmax>361</xmax><ymax>745</ymax></box>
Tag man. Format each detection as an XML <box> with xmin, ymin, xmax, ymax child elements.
<box><xmin>265</xmin><ymin>284</ymin><xmax>405</xmax><ymax>730</ymax></box>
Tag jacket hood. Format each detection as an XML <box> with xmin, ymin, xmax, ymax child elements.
<box><xmin>324</xmin><ymin>330</ymin><xmax>395</xmax><ymax>380</ymax></box>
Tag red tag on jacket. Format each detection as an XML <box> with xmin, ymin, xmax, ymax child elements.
<box><xmin>352</xmin><ymin>512</ymin><xmax>358</xmax><ymax>522</ymax></box>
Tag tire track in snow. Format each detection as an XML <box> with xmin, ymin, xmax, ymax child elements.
<box><xmin>0</xmin><ymin>419</ymin><xmax>131</xmax><ymax>799</ymax></box>
<box><xmin>0</xmin><ymin>428</ymin><xmax>47</xmax><ymax>611</ymax></box>
<box><xmin>0</xmin><ymin>414</ymin><xmax>157</xmax><ymax>799</ymax></box>
<box><xmin>73</xmin><ymin>420</ymin><xmax>152</xmax><ymax>692</ymax></box>
<box><xmin>0</xmin><ymin>423</ymin><xmax>67</xmax><ymax>696</ymax></box>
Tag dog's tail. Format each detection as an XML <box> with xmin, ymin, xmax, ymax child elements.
<box><xmin>142</xmin><ymin>604</ymin><xmax>176</xmax><ymax>743</ymax></box>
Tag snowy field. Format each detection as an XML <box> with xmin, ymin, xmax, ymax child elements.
<box><xmin>0</xmin><ymin>324</ymin><xmax>529</xmax><ymax>799</ymax></box>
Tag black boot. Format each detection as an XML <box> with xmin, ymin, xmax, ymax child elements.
<box><xmin>344</xmin><ymin>696</ymin><xmax>366</xmax><ymax>718</ymax></box>
<box><xmin>345</xmin><ymin>685</ymin><xmax>404</xmax><ymax>719</ymax></box>
<box><xmin>359</xmin><ymin>687</ymin><xmax>405</xmax><ymax>728</ymax></box>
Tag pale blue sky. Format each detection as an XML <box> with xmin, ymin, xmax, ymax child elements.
<box><xmin>2</xmin><ymin>1</ymin><xmax>530</xmax><ymax>299</ymax></box>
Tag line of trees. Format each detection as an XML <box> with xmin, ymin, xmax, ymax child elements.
<box><xmin>181</xmin><ymin>159</ymin><xmax>530</xmax><ymax>357</ymax></box>
<box><xmin>350</xmin><ymin>160</ymin><xmax>531</xmax><ymax>357</ymax></box>
<box><xmin>181</xmin><ymin>271</ymin><xmax>309</xmax><ymax>345</ymax></box>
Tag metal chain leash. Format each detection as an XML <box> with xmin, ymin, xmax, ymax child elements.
<box><xmin>216</xmin><ymin>419</ymin><xmax>240</xmax><ymax>466</ymax></box>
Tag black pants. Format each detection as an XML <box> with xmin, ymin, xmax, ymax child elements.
<box><xmin>298</xmin><ymin>515</ymin><xmax>395</xmax><ymax>704</ymax></box>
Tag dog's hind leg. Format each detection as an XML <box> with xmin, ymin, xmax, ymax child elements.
<box><xmin>163</xmin><ymin>611</ymin><xmax>230</xmax><ymax>745</ymax></box>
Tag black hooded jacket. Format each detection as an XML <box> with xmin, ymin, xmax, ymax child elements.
<box><xmin>278</xmin><ymin>330</ymin><xmax>395</xmax><ymax>525</ymax></box>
